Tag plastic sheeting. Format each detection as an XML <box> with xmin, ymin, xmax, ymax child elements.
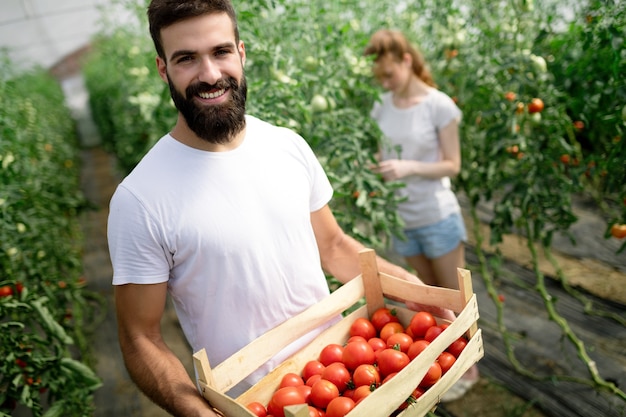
<box><xmin>0</xmin><ymin>0</ymin><xmax>136</xmax><ymax>70</ymax></box>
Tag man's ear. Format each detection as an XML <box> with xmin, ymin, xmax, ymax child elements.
<box><xmin>239</xmin><ymin>41</ymin><xmax>246</xmax><ymax>67</ymax></box>
<box><xmin>156</xmin><ymin>56</ymin><xmax>168</xmax><ymax>83</ymax></box>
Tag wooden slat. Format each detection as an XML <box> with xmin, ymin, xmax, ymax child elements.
<box><xmin>343</xmin><ymin>298</ymin><xmax>482</xmax><ymax>417</ymax></box>
<box><xmin>379</xmin><ymin>272</ymin><xmax>468</xmax><ymax>312</ymax></box>
<box><xmin>359</xmin><ymin>249</ymin><xmax>386</xmax><ymax>315</ymax></box>
<box><xmin>211</xmin><ymin>276</ymin><xmax>365</xmax><ymax>392</ymax></box>
<box><xmin>284</xmin><ymin>404</ymin><xmax>311</xmax><ymax>417</ymax></box>
<box><xmin>457</xmin><ymin>268</ymin><xmax>478</xmax><ymax>337</ymax></box>
<box><xmin>237</xmin><ymin>306</ymin><xmax>370</xmax><ymax>406</ymax></box>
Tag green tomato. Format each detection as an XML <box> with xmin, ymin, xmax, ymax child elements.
<box><xmin>530</xmin><ymin>54</ymin><xmax>547</xmax><ymax>73</ymax></box>
<box><xmin>311</xmin><ymin>95</ymin><xmax>329</xmax><ymax>112</ymax></box>
<box><xmin>303</xmin><ymin>56</ymin><xmax>318</xmax><ymax>72</ymax></box>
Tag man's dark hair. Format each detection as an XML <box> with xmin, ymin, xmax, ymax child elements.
<box><xmin>147</xmin><ymin>0</ymin><xmax>240</xmax><ymax>61</ymax></box>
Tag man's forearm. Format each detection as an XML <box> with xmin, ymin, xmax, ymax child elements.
<box><xmin>121</xmin><ymin>337</ymin><xmax>218</xmax><ymax>417</ymax></box>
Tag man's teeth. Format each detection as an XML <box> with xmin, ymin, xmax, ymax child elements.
<box><xmin>198</xmin><ymin>89</ymin><xmax>226</xmax><ymax>99</ymax></box>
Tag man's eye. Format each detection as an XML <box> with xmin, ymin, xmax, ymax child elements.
<box><xmin>177</xmin><ymin>56</ymin><xmax>193</xmax><ymax>63</ymax></box>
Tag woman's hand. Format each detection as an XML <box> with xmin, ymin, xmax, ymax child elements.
<box><xmin>371</xmin><ymin>159</ymin><xmax>419</xmax><ymax>181</ymax></box>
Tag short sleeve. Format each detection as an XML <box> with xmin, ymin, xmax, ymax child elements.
<box><xmin>107</xmin><ymin>185</ymin><xmax>172</xmax><ymax>285</ymax></box>
<box><xmin>433</xmin><ymin>92</ymin><xmax>462</xmax><ymax>129</ymax></box>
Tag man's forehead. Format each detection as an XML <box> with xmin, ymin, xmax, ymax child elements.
<box><xmin>160</xmin><ymin>13</ymin><xmax>236</xmax><ymax>52</ymax></box>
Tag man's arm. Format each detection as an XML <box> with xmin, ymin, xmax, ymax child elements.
<box><xmin>311</xmin><ymin>205</ymin><xmax>455</xmax><ymax>320</ymax></box>
<box><xmin>114</xmin><ymin>283</ymin><xmax>219</xmax><ymax>417</ymax></box>
<box><xmin>310</xmin><ymin>205</ymin><xmax>420</xmax><ymax>285</ymax></box>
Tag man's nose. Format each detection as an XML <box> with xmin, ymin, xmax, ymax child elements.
<box><xmin>198</xmin><ymin>57</ymin><xmax>221</xmax><ymax>85</ymax></box>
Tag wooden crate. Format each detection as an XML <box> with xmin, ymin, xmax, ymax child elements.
<box><xmin>193</xmin><ymin>249</ymin><xmax>483</xmax><ymax>417</ymax></box>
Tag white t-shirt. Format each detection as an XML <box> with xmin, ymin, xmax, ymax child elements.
<box><xmin>371</xmin><ymin>89</ymin><xmax>462</xmax><ymax>229</ymax></box>
<box><xmin>108</xmin><ymin>115</ymin><xmax>335</xmax><ymax>394</ymax></box>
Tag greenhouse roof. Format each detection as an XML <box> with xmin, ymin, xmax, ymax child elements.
<box><xmin>0</xmin><ymin>0</ymin><xmax>136</xmax><ymax>72</ymax></box>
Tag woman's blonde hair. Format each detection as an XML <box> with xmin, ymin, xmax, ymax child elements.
<box><xmin>364</xmin><ymin>29</ymin><xmax>436</xmax><ymax>87</ymax></box>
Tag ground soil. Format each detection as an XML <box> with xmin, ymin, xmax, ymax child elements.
<box><xmin>61</xmin><ymin>72</ymin><xmax>625</xmax><ymax>417</ymax></box>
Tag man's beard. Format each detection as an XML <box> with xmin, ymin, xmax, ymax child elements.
<box><xmin>168</xmin><ymin>74</ymin><xmax>247</xmax><ymax>145</ymax></box>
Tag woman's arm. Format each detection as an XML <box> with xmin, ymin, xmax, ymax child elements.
<box><xmin>372</xmin><ymin>119</ymin><xmax>461</xmax><ymax>181</ymax></box>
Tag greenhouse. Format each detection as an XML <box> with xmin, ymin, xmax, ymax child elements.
<box><xmin>1</xmin><ymin>1</ymin><xmax>624</xmax><ymax>416</ymax></box>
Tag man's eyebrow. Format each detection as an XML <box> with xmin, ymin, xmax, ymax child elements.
<box><xmin>169</xmin><ymin>42</ymin><xmax>236</xmax><ymax>62</ymax></box>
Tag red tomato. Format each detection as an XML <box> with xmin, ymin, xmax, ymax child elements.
<box><xmin>386</xmin><ymin>332</ymin><xmax>413</xmax><ymax>353</ymax></box>
<box><xmin>351</xmin><ymin>364</ymin><xmax>380</xmax><ymax>388</ymax></box>
<box><xmin>321</xmin><ymin>363</ymin><xmax>351</xmax><ymax>393</ymax></box>
<box><xmin>419</xmin><ymin>362</ymin><xmax>442</xmax><ymax>388</ymax></box>
<box><xmin>309</xmin><ymin>379</ymin><xmax>340</xmax><ymax>409</ymax></box>
<box><xmin>325</xmin><ymin>396</ymin><xmax>355</xmax><ymax>417</ymax></box>
<box><xmin>342</xmin><ymin>388</ymin><xmax>355</xmax><ymax>399</ymax></box>
<box><xmin>0</xmin><ymin>286</ymin><xmax>13</xmax><ymax>297</ymax></box>
<box><xmin>528</xmin><ymin>98</ymin><xmax>544</xmax><ymax>114</ymax></box>
<box><xmin>611</xmin><ymin>223</ymin><xmax>626</xmax><ymax>239</ymax></box>
<box><xmin>342</xmin><ymin>340</ymin><xmax>375</xmax><ymax>371</ymax></box>
<box><xmin>407</xmin><ymin>339</ymin><xmax>430</xmax><ymax>360</ymax></box>
<box><xmin>410</xmin><ymin>387</ymin><xmax>426</xmax><ymax>400</ymax></box>
<box><xmin>280</xmin><ymin>372</ymin><xmax>304</xmax><ymax>388</ymax></box>
<box><xmin>346</xmin><ymin>335</ymin><xmax>367</xmax><ymax>344</ymax></box>
<box><xmin>437</xmin><ymin>352</ymin><xmax>456</xmax><ymax>374</ymax></box>
<box><xmin>409</xmin><ymin>312</ymin><xmax>436</xmax><ymax>338</ymax></box>
<box><xmin>369</xmin><ymin>307</ymin><xmax>400</xmax><ymax>332</ymax></box>
<box><xmin>447</xmin><ymin>337</ymin><xmax>468</xmax><ymax>358</ymax></box>
<box><xmin>246</xmin><ymin>401</ymin><xmax>267</xmax><ymax>417</ymax></box>
<box><xmin>267</xmin><ymin>386</ymin><xmax>307</xmax><ymax>417</ymax></box>
<box><xmin>352</xmin><ymin>384</ymin><xmax>374</xmax><ymax>404</ymax></box>
<box><xmin>424</xmin><ymin>325</ymin><xmax>444</xmax><ymax>342</ymax></box>
<box><xmin>376</xmin><ymin>348</ymin><xmax>410</xmax><ymax>378</ymax></box>
<box><xmin>349</xmin><ymin>317</ymin><xmax>377</xmax><ymax>340</ymax></box>
<box><xmin>302</xmin><ymin>360</ymin><xmax>325</xmax><ymax>382</ymax></box>
<box><xmin>381</xmin><ymin>372</ymin><xmax>398</xmax><ymax>384</ymax></box>
<box><xmin>379</xmin><ymin>322</ymin><xmax>404</xmax><ymax>342</ymax></box>
<box><xmin>297</xmin><ymin>384</ymin><xmax>312</xmax><ymax>404</ymax></box>
<box><xmin>307</xmin><ymin>405</ymin><xmax>322</xmax><ymax>417</ymax></box>
<box><xmin>319</xmin><ymin>344</ymin><xmax>344</xmax><ymax>366</ymax></box>
<box><xmin>367</xmin><ymin>337</ymin><xmax>386</xmax><ymax>352</ymax></box>
<box><xmin>306</xmin><ymin>374</ymin><xmax>322</xmax><ymax>387</ymax></box>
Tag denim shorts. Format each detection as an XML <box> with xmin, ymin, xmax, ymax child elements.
<box><xmin>392</xmin><ymin>212</ymin><xmax>467</xmax><ymax>259</ymax></box>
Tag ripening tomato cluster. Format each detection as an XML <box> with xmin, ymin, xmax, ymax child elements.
<box><xmin>246</xmin><ymin>308</ymin><xmax>469</xmax><ymax>417</ymax></box>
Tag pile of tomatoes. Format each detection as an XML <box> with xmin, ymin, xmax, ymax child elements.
<box><xmin>245</xmin><ymin>307</ymin><xmax>469</xmax><ymax>417</ymax></box>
